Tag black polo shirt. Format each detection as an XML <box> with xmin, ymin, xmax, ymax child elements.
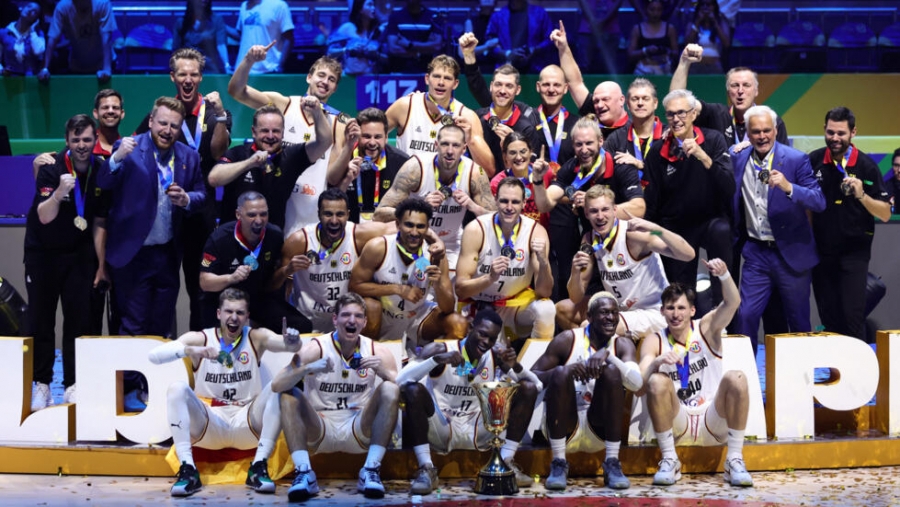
<box><xmin>549</xmin><ymin>150</ymin><xmax>642</xmax><ymax>228</ymax></box>
<box><xmin>809</xmin><ymin>146</ymin><xmax>890</xmax><ymax>255</ymax></box>
<box><xmin>604</xmin><ymin>118</ymin><xmax>666</xmax><ymax>186</ymax></box>
<box><xmin>25</xmin><ymin>152</ymin><xmax>111</xmax><ymax>253</ymax></box>
<box><xmin>346</xmin><ymin>144</ymin><xmax>410</xmax><ymax>223</ymax></box>
<box><xmin>695</xmin><ymin>99</ymin><xmax>788</xmax><ymax>146</ymax></box>
<box><xmin>200</xmin><ymin>220</ymin><xmax>284</xmax><ymax>306</ymax></box>
<box><xmin>530</xmin><ymin>105</ymin><xmax>579</xmax><ymax>170</ymax></box>
<box><xmin>218</xmin><ymin>142</ymin><xmax>313</xmax><ymax>229</ymax></box>
<box><xmin>643</xmin><ymin>127</ymin><xmax>734</xmax><ymax>228</ymax></box>
<box><xmin>476</xmin><ymin>101</ymin><xmax>542</xmax><ymax>173</ymax></box>
<box><xmin>576</xmin><ymin>99</ymin><xmax>630</xmax><ymax>140</ymax></box>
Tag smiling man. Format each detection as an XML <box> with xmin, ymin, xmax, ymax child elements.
<box><xmin>198</xmin><ymin>191</ymin><xmax>311</xmax><ymax>334</ymax></box>
<box><xmin>209</xmin><ymin>101</ymin><xmax>333</xmax><ymax>230</ymax></box>
<box><xmin>98</xmin><ymin>96</ymin><xmax>206</xmax><ymax>340</ymax></box>
<box><xmin>643</xmin><ymin>89</ymin><xmax>734</xmax><ymax>308</ymax></box>
<box><xmin>604</xmin><ymin>79</ymin><xmax>666</xmax><ymax>188</ymax></box>
<box><xmin>730</xmin><ymin>105</ymin><xmax>824</xmax><ymax>356</ymax></box>
<box><xmin>92</xmin><ymin>89</ymin><xmax>125</xmax><ymax>157</ymax></box>
<box><xmin>374</xmin><ymin>124</ymin><xmax>495</xmax><ymax>270</ymax></box>
<box><xmin>398</xmin><ymin>308</ymin><xmax>540</xmax><ymax>494</ymax></box>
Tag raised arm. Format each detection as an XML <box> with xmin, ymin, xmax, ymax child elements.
<box><xmin>566</xmin><ymin>238</ymin><xmax>594</xmax><ymax>304</ymax></box>
<box><xmin>227</xmin><ymin>42</ymin><xmax>289</xmax><ymax>111</ymax></box>
<box><xmin>453</xmin><ymin>221</ymin><xmax>492</xmax><ymax>301</ymax></box>
<box><xmin>459</xmin><ymin>32</ymin><xmax>492</xmax><ymax>108</ymax></box>
<box><xmin>549</xmin><ymin>20</ymin><xmax>590</xmax><ymax>111</ymax></box>
<box><xmin>670</xmin><ymin>44</ymin><xmax>703</xmax><ymax>94</ymax></box>
<box><xmin>624</xmin><ymin>211</ymin><xmax>695</xmax><ymax>262</ymax></box>
<box><xmin>300</xmin><ymin>97</ymin><xmax>334</xmax><ymax>162</ymax></box>
<box><xmin>698</xmin><ymin>258</ymin><xmax>739</xmax><ymax>353</ymax></box>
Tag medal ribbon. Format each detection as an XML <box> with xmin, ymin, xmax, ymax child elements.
<box><xmin>538</xmin><ymin>105</ymin><xmax>566</xmax><ymax>164</ymax></box>
<box><xmin>493</xmin><ymin>214</ymin><xmax>521</xmax><ymax>251</ymax></box>
<box><xmin>591</xmin><ymin>219</ymin><xmax>619</xmax><ymax>252</ymax></box>
<box><xmin>427</xmin><ymin>92</ymin><xmax>455</xmax><ymax>116</ymax></box>
<box><xmin>487</xmin><ymin>104</ymin><xmax>521</xmax><ymax>126</ymax></box>
<box><xmin>217</xmin><ymin>325</ymin><xmax>246</xmax><ymax>360</ymax></box>
<box><xmin>433</xmin><ymin>157</ymin><xmax>464</xmax><ymax>196</ymax></box>
<box><xmin>456</xmin><ymin>338</ymin><xmax>476</xmax><ymax>377</ymax></box>
<box><xmin>505</xmin><ymin>166</ymin><xmax>533</xmax><ymax>187</ymax></box>
<box><xmin>834</xmin><ymin>145</ymin><xmax>853</xmax><ymax>176</ymax></box>
<box><xmin>395</xmin><ymin>233</ymin><xmax>424</xmax><ymax>263</ymax></box>
<box><xmin>233</xmin><ymin>221</ymin><xmax>265</xmax><ymax>261</ymax></box>
<box><xmin>320</xmin><ymin>102</ymin><xmax>341</xmax><ymax>117</ymax></box>
<box><xmin>64</xmin><ymin>150</ymin><xmax>92</xmax><ymax>220</ymax></box>
<box><xmin>571</xmin><ymin>149</ymin><xmax>606</xmax><ymax>190</ymax></box>
<box><xmin>729</xmin><ymin>105</ymin><xmax>749</xmax><ymax>145</ymax></box>
<box><xmin>153</xmin><ymin>149</ymin><xmax>175</xmax><ymax>188</ymax></box>
<box><xmin>331</xmin><ymin>332</ymin><xmax>360</xmax><ymax>369</ymax></box>
<box><xmin>316</xmin><ymin>223</ymin><xmax>345</xmax><ymax>261</ymax></box>
<box><xmin>666</xmin><ymin>323</ymin><xmax>694</xmax><ymax>392</ymax></box>
<box><xmin>631</xmin><ymin>120</ymin><xmax>657</xmax><ymax>163</ymax></box>
<box><xmin>181</xmin><ymin>97</ymin><xmax>205</xmax><ymax>150</ymax></box>
<box><xmin>353</xmin><ymin>145</ymin><xmax>385</xmax><ymax>208</ymax></box>
<box><xmin>750</xmin><ymin>148</ymin><xmax>774</xmax><ymax>175</ymax></box>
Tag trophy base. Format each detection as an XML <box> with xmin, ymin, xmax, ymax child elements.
<box><xmin>473</xmin><ymin>448</ymin><xmax>519</xmax><ymax>495</ymax></box>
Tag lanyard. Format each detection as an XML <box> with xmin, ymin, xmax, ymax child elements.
<box><xmin>64</xmin><ymin>150</ymin><xmax>92</xmax><ymax>219</ymax></box>
<box><xmin>456</xmin><ymin>338</ymin><xmax>476</xmax><ymax>377</ymax></box>
<box><xmin>181</xmin><ymin>97</ymin><xmax>205</xmax><ymax>150</ymax></box>
<box><xmin>353</xmin><ymin>146</ymin><xmax>386</xmax><ymax>208</ymax></box>
<box><xmin>493</xmin><ymin>214</ymin><xmax>521</xmax><ymax>250</ymax></box>
<box><xmin>666</xmin><ymin>324</ymin><xmax>693</xmax><ymax>391</ymax></box>
<box><xmin>234</xmin><ymin>222</ymin><xmax>265</xmax><ymax>260</ymax></box>
<box><xmin>488</xmin><ymin>104</ymin><xmax>520</xmax><ymax>126</ymax></box>
<box><xmin>538</xmin><ymin>105</ymin><xmax>566</xmax><ymax>164</ymax></box>
<box><xmin>571</xmin><ymin>149</ymin><xmax>605</xmax><ymax>190</ymax></box>
<box><xmin>631</xmin><ymin>121</ymin><xmax>657</xmax><ymax>163</ymax></box>
<box><xmin>427</xmin><ymin>92</ymin><xmax>455</xmax><ymax>116</ymax></box>
<box><xmin>505</xmin><ymin>166</ymin><xmax>532</xmax><ymax>187</ymax></box>
<box><xmin>750</xmin><ymin>149</ymin><xmax>774</xmax><ymax>175</ymax></box>
<box><xmin>316</xmin><ymin>223</ymin><xmax>345</xmax><ymax>261</ymax></box>
<box><xmin>834</xmin><ymin>145</ymin><xmax>853</xmax><ymax>176</ymax></box>
<box><xmin>591</xmin><ymin>219</ymin><xmax>619</xmax><ymax>252</ymax></box>
<box><xmin>216</xmin><ymin>325</ymin><xmax>247</xmax><ymax>368</ymax></box>
<box><xmin>331</xmin><ymin>332</ymin><xmax>361</xmax><ymax>373</ymax></box>
<box><xmin>153</xmin><ymin>149</ymin><xmax>175</xmax><ymax>188</ymax></box>
<box><xmin>433</xmin><ymin>157</ymin><xmax>464</xmax><ymax>194</ymax></box>
<box><xmin>320</xmin><ymin>101</ymin><xmax>341</xmax><ymax>117</ymax></box>
<box><xmin>396</xmin><ymin>233</ymin><xmax>431</xmax><ymax>273</ymax></box>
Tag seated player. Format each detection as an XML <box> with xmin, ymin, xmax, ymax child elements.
<box><xmin>273</xmin><ymin>293</ymin><xmax>400</xmax><ymax>500</ymax></box>
<box><xmin>398</xmin><ymin>308</ymin><xmax>540</xmax><ymax>494</ymax></box>
<box><xmin>637</xmin><ymin>259</ymin><xmax>753</xmax><ymax>487</ymax></box>
<box><xmin>374</xmin><ymin>123</ymin><xmax>495</xmax><ymax>270</ymax></box>
<box><xmin>147</xmin><ymin>288</ymin><xmax>303</xmax><ymax>497</ymax></box>
<box><xmin>531</xmin><ymin>291</ymin><xmax>643</xmax><ymax>491</ymax></box>
<box><xmin>455</xmin><ymin>177</ymin><xmax>556</xmax><ymax>345</ymax></box>
<box><xmin>350</xmin><ymin>197</ymin><xmax>461</xmax><ymax>353</ymax></box>
<box><xmin>557</xmin><ymin>186</ymin><xmax>695</xmax><ymax>338</ymax></box>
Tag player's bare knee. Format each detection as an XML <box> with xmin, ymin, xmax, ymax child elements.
<box><xmin>376</xmin><ymin>380</ymin><xmax>401</xmax><ymax>405</ymax></box>
<box><xmin>401</xmin><ymin>381</ymin><xmax>428</xmax><ymax>404</ymax></box>
<box><xmin>722</xmin><ymin>370</ymin><xmax>748</xmax><ymax>394</ymax></box>
<box><xmin>280</xmin><ymin>386</ymin><xmax>302</xmax><ymax>412</ymax></box>
<box><xmin>516</xmin><ymin>379</ymin><xmax>539</xmax><ymax>403</ymax></box>
<box><xmin>442</xmin><ymin>312</ymin><xmax>468</xmax><ymax>339</ymax></box>
<box><xmin>647</xmin><ymin>372</ymin><xmax>673</xmax><ymax>398</ymax></box>
<box><xmin>601</xmin><ymin>361</ymin><xmax>622</xmax><ymax>384</ymax></box>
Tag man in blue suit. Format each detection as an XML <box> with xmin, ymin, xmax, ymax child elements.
<box><xmin>731</xmin><ymin>105</ymin><xmax>825</xmax><ymax>355</ymax></box>
<box><xmin>98</xmin><ymin>96</ymin><xmax>206</xmax><ymax>339</ymax></box>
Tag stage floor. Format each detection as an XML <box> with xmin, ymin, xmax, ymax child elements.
<box><xmin>1</xmin><ymin>466</ymin><xmax>897</xmax><ymax>507</ymax></box>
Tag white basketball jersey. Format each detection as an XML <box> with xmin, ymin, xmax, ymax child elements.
<box><xmin>283</xmin><ymin>98</ymin><xmax>339</xmax><ymax>235</ymax></box>
<box><xmin>564</xmin><ymin>327</ymin><xmax>620</xmax><ymax>409</ymax></box>
<box><xmin>656</xmin><ymin>320</ymin><xmax>723</xmax><ymax>407</ymax></box>
<box><xmin>193</xmin><ymin>326</ymin><xmax>262</xmax><ymax>410</ymax></box>
<box><xmin>396</xmin><ymin>91</ymin><xmax>467</xmax><ymax>160</ymax></box>
<box><xmin>470</xmin><ymin>213</ymin><xmax>537</xmax><ymax>303</ymax></box>
<box><xmin>414</xmin><ymin>154</ymin><xmax>475</xmax><ymax>264</ymax></box>
<box><xmin>373</xmin><ymin>234</ymin><xmax>432</xmax><ymax>322</ymax></box>
<box><xmin>293</xmin><ymin>222</ymin><xmax>358</xmax><ymax>317</ymax></box>
<box><xmin>429</xmin><ymin>340</ymin><xmax>496</xmax><ymax>426</ymax></box>
<box><xmin>304</xmin><ymin>333</ymin><xmax>380</xmax><ymax>411</ymax></box>
<box><xmin>593</xmin><ymin>220</ymin><xmax>668</xmax><ymax>311</ymax></box>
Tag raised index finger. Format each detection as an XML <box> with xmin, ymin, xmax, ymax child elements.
<box><xmin>265</xmin><ymin>40</ymin><xmax>277</xmax><ymax>51</ymax></box>
<box><xmin>540</xmin><ymin>145</ymin><xmax>546</xmax><ymax>160</ymax></box>
<box><xmin>558</xmin><ymin>19</ymin><xmax>565</xmax><ymax>33</ymax></box>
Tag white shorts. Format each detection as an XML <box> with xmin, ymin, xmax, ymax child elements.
<box><xmin>541</xmin><ymin>408</ymin><xmax>605</xmax><ymax>454</ymax></box>
<box><xmin>311</xmin><ymin>409</ymin><xmax>370</xmax><ymax>454</ymax></box>
<box><xmin>427</xmin><ymin>407</ymin><xmax>493</xmax><ymax>453</ymax></box>
<box><xmin>673</xmin><ymin>394</ymin><xmax>728</xmax><ymax>446</ymax></box>
<box><xmin>620</xmin><ymin>308</ymin><xmax>667</xmax><ymax>338</ymax></box>
<box><xmin>380</xmin><ymin>301</ymin><xmax>438</xmax><ymax>344</ymax></box>
<box><xmin>194</xmin><ymin>403</ymin><xmax>258</xmax><ymax>450</ymax></box>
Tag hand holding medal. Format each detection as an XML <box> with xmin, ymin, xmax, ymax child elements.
<box><xmin>166</xmin><ymin>182</ymin><xmax>190</xmax><ymax>208</ymax></box>
<box><xmin>574</xmin><ymin>244</ymin><xmax>594</xmax><ymax>271</ymax></box>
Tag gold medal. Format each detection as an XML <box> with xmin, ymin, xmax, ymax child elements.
<box><xmin>74</xmin><ymin>216</ymin><xmax>88</xmax><ymax>231</ymax></box>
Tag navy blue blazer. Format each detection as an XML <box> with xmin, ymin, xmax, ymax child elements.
<box><xmin>97</xmin><ymin>133</ymin><xmax>206</xmax><ymax>268</ymax></box>
<box><xmin>731</xmin><ymin>142</ymin><xmax>825</xmax><ymax>273</ymax></box>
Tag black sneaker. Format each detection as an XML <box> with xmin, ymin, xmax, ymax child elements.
<box><xmin>246</xmin><ymin>459</ymin><xmax>276</xmax><ymax>493</ymax></box>
<box><xmin>171</xmin><ymin>462</ymin><xmax>202</xmax><ymax>497</ymax></box>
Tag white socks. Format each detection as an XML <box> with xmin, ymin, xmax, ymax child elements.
<box><xmin>726</xmin><ymin>428</ymin><xmax>745</xmax><ymax>460</ymax></box>
<box><xmin>657</xmin><ymin>429</ymin><xmax>677</xmax><ymax>460</ymax></box>
<box><xmin>500</xmin><ymin>439</ymin><xmax>520</xmax><ymax>462</ymax></box>
<box><xmin>550</xmin><ymin>438</ymin><xmax>567</xmax><ymax>461</ymax></box>
<box><xmin>414</xmin><ymin>444</ymin><xmax>433</xmax><ymax>468</ymax></box>
<box><xmin>365</xmin><ymin>444</ymin><xmax>387</xmax><ymax>469</ymax></box>
<box><xmin>291</xmin><ymin>450</ymin><xmax>311</xmax><ymax>470</ymax></box>
<box><xmin>605</xmin><ymin>440</ymin><xmax>620</xmax><ymax>461</ymax></box>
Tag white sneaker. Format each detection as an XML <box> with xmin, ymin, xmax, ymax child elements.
<box><xmin>63</xmin><ymin>384</ymin><xmax>77</xmax><ymax>404</ymax></box>
<box><xmin>31</xmin><ymin>382</ymin><xmax>52</xmax><ymax>411</ymax></box>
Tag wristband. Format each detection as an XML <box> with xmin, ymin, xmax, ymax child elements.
<box><xmin>215</xmin><ymin>115</ymin><xmax>228</xmax><ymax>122</ymax></box>
<box><xmin>716</xmin><ymin>271</ymin><xmax>731</xmax><ymax>281</ymax></box>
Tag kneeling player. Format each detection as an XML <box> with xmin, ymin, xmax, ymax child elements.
<box><xmin>532</xmin><ymin>291</ymin><xmax>643</xmax><ymax>491</ymax></box>
<box><xmin>273</xmin><ymin>293</ymin><xmax>400</xmax><ymax>501</ymax></box>
<box><xmin>148</xmin><ymin>288</ymin><xmax>303</xmax><ymax>497</ymax></box>
<box><xmin>398</xmin><ymin>308</ymin><xmax>540</xmax><ymax>494</ymax></box>
<box><xmin>638</xmin><ymin>259</ymin><xmax>753</xmax><ymax>487</ymax></box>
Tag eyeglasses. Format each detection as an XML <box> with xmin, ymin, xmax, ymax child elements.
<box><xmin>665</xmin><ymin>109</ymin><xmax>694</xmax><ymax>120</ymax></box>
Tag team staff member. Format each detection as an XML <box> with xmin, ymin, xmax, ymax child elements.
<box><xmin>731</xmin><ymin>106</ymin><xmax>825</xmax><ymax>356</ymax></box>
<box><xmin>550</xmin><ymin>21</ymin><xmax>630</xmax><ymax>139</ymax></box>
<box><xmin>604</xmin><ymin>78</ymin><xmax>666</xmax><ymax>188</ymax></box>
<box><xmin>92</xmin><ymin>88</ymin><xmax>125</xmax><ymax>157</ymax></box>
<box><xmin>199</xmin><ymin>191</ymin><xmax>311</xmax><ymax>333</ymax></box>
<box><xmin>809</xmin><ymin>107</ymin><xmax>890</xmax><ymax>341</ymax></box>
<box><xmin>643</xmin><ymin>89</ymin><xmax>734</xmax><ymax>306</ymax></box>
<box><xmin>25</xmin><ymin>114</ymin><xmax>110</xmax><ymax>410</ymax></box>
<box><xmin>229</xmin><ymin>46</ymin><xmax>347</xmax><ymax>234</ymax></box>
<box><xmin>209</xmin><ymin>100</ymin><xmax>333</xmax><ymax>230</ymax></box>
<box><xmin>135</xmin><ymin>48</ymin><xmax>231</xmax><ymax>331</ymax></box>
<box><xmin>671</xmin><ymin>45</ymin><xmax>788</xmax><ymax>148</ymax></box>
<box><xmin>326</xmin><ymin>108</ymin><xmax>411</xmax><ymax>223</ymax></box>
<box><xmin>533</xmin><ymin>115</ymin><xmax>644</xmax><ymax>300</ymax></box>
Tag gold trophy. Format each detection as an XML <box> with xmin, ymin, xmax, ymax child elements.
<box><xmin>473</xmin><ymin>381</ymin><xmax>520</xmax><ymax>495</ymax></box>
